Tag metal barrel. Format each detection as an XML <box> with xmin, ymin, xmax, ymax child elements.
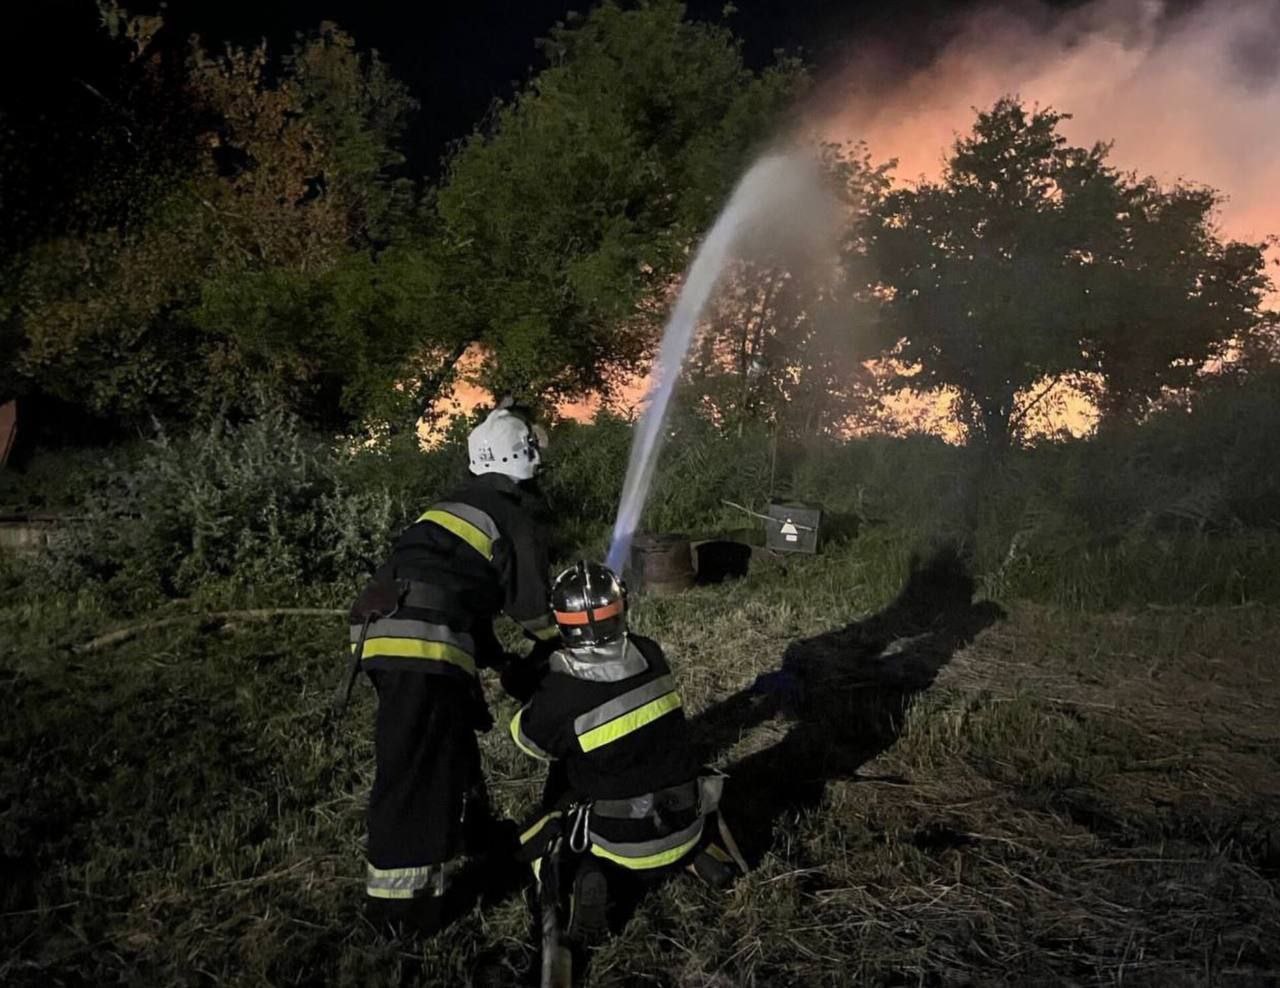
<box><xmin>625</xmin><ymin>533</ymin><xmax>695</xmax><ymax>595</ymax></box>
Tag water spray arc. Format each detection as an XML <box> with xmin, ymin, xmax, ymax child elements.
<box><xmin>604</xmin><ymin>153</ymin><xmax>833</xmax><ymax>574</ymax></box>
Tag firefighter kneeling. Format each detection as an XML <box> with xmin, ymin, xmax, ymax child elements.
<box><xmin>509</xmin><ymin>562</ymin><xmax>749</xmax><ymax>950</ymax></box>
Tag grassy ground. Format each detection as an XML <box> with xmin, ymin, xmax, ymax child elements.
<box><xmin>2</xmin><ymin>534</ymin><xmax>1278</xmax><ymax>986</ymax></box>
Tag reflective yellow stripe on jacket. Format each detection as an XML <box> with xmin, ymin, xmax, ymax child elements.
<box><xmin>418</xmin><ymin>500</ymin><xmax>501</xmax><ymax>561</ymax></box>
<box><xmin>510</xmin><ymin>708</ymin><xmax>552</xmax><ymax>760</ymax></box>
<box><xmin>572</xmin><ymin>675</ymin><xmax>683</xmax><ymax>753</ymax></box>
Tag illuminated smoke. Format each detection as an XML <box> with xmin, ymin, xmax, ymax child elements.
<box><xmin>821</xmin><ymin>0</ymin><xmax>1280</xmax><ymax>267</ymax></box>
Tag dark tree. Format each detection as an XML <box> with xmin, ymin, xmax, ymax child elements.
<box><xmin>433</xmin><ymin>0</ymin><xmax>806</xmax><ymax>407</ymax></box>
<box><xmin>867</xmin><ymin>98</ymin><xmax>1274</xmax><ymax>446</ymax></box>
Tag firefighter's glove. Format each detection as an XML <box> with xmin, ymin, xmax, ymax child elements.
<box><xmin>469</xmin><ymin>686</ymin><xmax>496</xmax><ymax>734</ymax></box>
<box><xmin>477</xmin><ymin>649</ymin><xmax>522</xmax><ymax>673</ymax></box>
<box><xmin>350</xmin><ymin>573</ymin><xmax>400</xmax><ymax>622</ymax></box>
<box><xmin>500</xmin><ymin>656</ymin><xmax>549</xmax><ymax>704</ymax></box>
<box><xmin>750</xmin><ymin>668</ymin><xmax>804</xmax><ymax>717</ymax></box>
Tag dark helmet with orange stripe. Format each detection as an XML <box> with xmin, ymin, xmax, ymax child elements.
<box><xmin>550</xmin><ymin>561</ymin><xmax>627</xmax><ymax>647</ymax></box>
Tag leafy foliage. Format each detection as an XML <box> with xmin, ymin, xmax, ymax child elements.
<box><xmin>191</xmin><ymin>247</ymin><xmax>457</xmax><ymax>430</ymax></box>
<box><xmin>434</xmin><ymin>0</ymin><xmax>806</xmax><ymax>403</ymax></box>
<box><xmin>868</xmin><ymin>98</ymin><xmax>1274</xmax><ymax>446</ymax></box>
<box><xmin>688</xmin><ymin>143</ymin><xmax>892</xmax><ymax>438</ymax></box>
<box><xmin>9</xmin><ymin>362</ymin><xmax>1280</xmax><ymax>614</ymax></box>
<box><xmin>31</xmin><ymin>403</ymin><xmax>423</xmax><ymax>605</ymax></box>
<box><xmin>3</xmin><ymin>9</ymin><xmax>429</xmax><ymax>433</ymax></box>
<box><xmin>1074</xmin><ymin>179</ymin><xmax>1274</xmax><ymax>424</ymax></box>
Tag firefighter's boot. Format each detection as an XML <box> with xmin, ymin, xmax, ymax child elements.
<box><xmin>564</xmin><ymin>858</ymin><xmax>609</xmax><ymax>946</ymax></box>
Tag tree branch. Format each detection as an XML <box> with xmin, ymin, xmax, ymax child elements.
<box><xmin>72</xmin><ymin>608</ymin><xmax>346</xmax><ymax>654</ymax></box>
<box><xmin>1009</xmin><ymin>376</ymin><xmax>1063</xmax><ymax>433</ymax></box>
<box><xmin>414</xmin><ymin>339</ymin><xmax>472</xmax><ymax>421</ymax></box>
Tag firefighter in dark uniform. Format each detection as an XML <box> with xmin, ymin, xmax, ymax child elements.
<box><xmin>508</xmin><ymin>561</ymin><xmax>748</xmax><ymax>946</ymax></box>
<box><xmin>347</xmin><ymin>405</ymin><xmax>560</xmax><ymax>938</ymax></box>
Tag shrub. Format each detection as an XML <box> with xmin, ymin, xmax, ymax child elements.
<box><xmin>30</xmin><ymin>407</ymin><xmax>428</xmax><ymax>607</ymax></box>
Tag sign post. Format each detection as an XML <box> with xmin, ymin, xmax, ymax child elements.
<box><xmin>0</xmin><ymin>401</ymin><xmax>16</xmax><ymax>468</ymax></box>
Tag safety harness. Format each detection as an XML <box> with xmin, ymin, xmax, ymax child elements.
<box><xmin>517</xmin><ymin>773</ymin><xmax>729</xmax><ymax>871</ymax></box>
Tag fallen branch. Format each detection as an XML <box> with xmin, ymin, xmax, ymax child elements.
<box><xmin>72</xmin><ymin>608</ymin><xmax>346</xmax><ymax>654</ymax></box>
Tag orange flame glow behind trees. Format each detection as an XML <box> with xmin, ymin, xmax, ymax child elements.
<box><xmin>431</xmin><ymin>0</ymin><xmax>1279</xmax><ymax>443</ymax></box>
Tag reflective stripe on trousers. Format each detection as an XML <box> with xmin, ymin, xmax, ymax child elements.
<box><xmin>350</xmin><ymin>618</ymin><xmax>477</xmax><ymax>676</ymax></box>
<box><xmin>365</xmin><ymin>859</ymin><xmax>462</xmax><ymax>899</ymax></box>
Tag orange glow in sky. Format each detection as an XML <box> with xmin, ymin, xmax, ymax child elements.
<box><xmin>822</xmin><ymin>0</ymin><xmax>1280</xmax><ymax>273</ymax></box>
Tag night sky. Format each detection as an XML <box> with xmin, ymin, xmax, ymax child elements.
<box><xmin>0</xmin><ymin>0</ymin><xmax>1087</xmax><ymax>180</ymax></box>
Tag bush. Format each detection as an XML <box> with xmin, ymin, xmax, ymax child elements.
<box><xmin>29</xmin><ymin>407</ymin><xmax>438</xmax><ymax>607</ymax></box>
<box><xmin>0</xmin><ymin>442</ymin><xmax>148</xmax><ymax>513</ymax></box>
<box><xmin>962</xmin><ymin>370</ymin><xmax>1280</xmax><ymax>607</ymax></box>
<box><xmin>541</xmin><ymin>409</ymin><xmax>774</xmax><ymax>552</ymax></box>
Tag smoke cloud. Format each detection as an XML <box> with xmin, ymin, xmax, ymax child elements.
<box><xmin>820</xmin><ymin>0</ymin><xmax>1280</xmax><ymax>267</ymax></box>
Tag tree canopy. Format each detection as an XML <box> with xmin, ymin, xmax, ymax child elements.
<box><xmin>1</xmin><ymin>8</ymin><xmax>427</xmax><ymax>433</ymax></box>
<box><xmin>868</xmin><ymin>99</ymin><xmax>1274</xmax><ymax>446</ymax></box>
<box><xmin>434</xmin><ymin>0</ymin><xmax>806</xmax><ymax>404</ymax></box>
<box><xmin>1</xmin><ymin>6</ymin><xmax>1275</xmax><ymax>449</ymax></box>
<box><xmin>1</xmin><ymin>1</ymin><xmax>809</xmax><ymax>437</ymax></box>
<box><xmin>687</xmin><ymin>142</ymin><xmax>892</xmax><ymax>439</ymax></box>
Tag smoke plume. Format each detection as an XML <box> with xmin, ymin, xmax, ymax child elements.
<box><xmin>821</xmin><ymin>0</ymin><xmax>1280</xmax><ymax>265</ymax></box>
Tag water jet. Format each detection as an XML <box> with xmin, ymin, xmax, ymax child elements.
<box><xmin>603</xmin><ymin>152</ymin><xmax>837</xmax><ymax>574</ymax></box>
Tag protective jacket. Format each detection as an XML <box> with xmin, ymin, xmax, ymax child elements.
<box><xmin>511</xmin><ymin>633</ymin><xmax>721</xmax><ymax>871</ymax></box>
<box><xmin>352</xmin><ymin>472</ymin><xmax>560</xmax><ymax>679</ymax></box>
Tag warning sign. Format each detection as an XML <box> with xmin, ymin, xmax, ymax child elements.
<box><xmin>765</xmin><ymin>501</ymin><xmax>820</xmax><ymax>554</ymax></box>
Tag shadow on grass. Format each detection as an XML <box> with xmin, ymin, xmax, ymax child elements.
<box><xmin>486</xmin><ymin>545</ymin><xmax>1005</xmax><ymax>986</ymax></box>
<box><xmin>690</xmin><ymin>542</ymin><xmax>1006</xmax><ymax>866</ymax></box>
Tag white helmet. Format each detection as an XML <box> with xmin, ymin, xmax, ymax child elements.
<box><xmin>467</xmin><ymin>407</ymin><xmax>545</xmax><ymax>481</ymax></box>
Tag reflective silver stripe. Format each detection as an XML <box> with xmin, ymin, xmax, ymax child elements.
<box><xmin>551</xmin><ymin>638</ymin><xmax>650</xmax><ymax>682</ymax></box>
<box><xmin>350</xmin><ymin>619</ymin><xmax>475</xmax><ymax>653</ymax></box>
<box><xmin>592</xmin><ymin>778</ymin><xmax>702</xmax><ymax>820</ymax></box>
<box><xmin>432</xmin><ymin>501</ymin><xmax>502</xmax><ymax>544</ymax></box>
<box><xmin>573</xmin><ymin>675</ymin><xmax>676</xmax><ymax>736</ymax></box>
<box><xmin>588</xmin><ymin>816</ymin><xmax>705</xmax><ymax>860</ymax></box>
<box><xmin>592</xmin><ymin>793</ymin><xmax>656</xmax><ymax>820</ymax></box>
<box><xmin>365</xmin><ymin>859</ymin><xmax>462</xmax><ymax>899</ymax></box>
<box><xmin>592</xmin><ymin>775</ymin><xmax>723</xmax><ymax>820</ymax></box>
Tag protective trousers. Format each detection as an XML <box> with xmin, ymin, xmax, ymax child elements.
<box><xmin>365</xmin><ymin>670</ymin><xmax>482</xmax><ymax>935</ymax></box>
